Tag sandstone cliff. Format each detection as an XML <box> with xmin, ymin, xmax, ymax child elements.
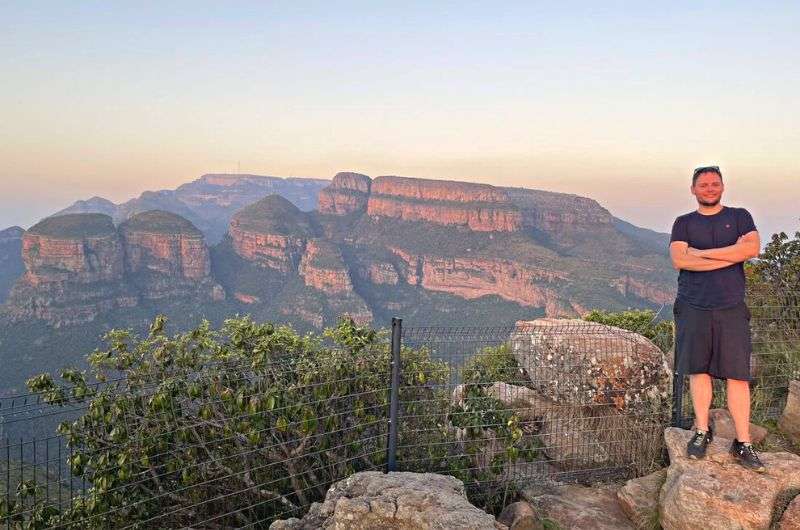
<box><xmin>4</xmin><ymin>211</ymin><xmax>225</xmax><ymax>327</ymax></box>
<box><xmin>120</xmin><ymin>211</ymin><xmax>224</xmax><ymax>301</ymax></box>
<box><xmin>317</xmin><ymin>172</ymin><xmax>371</xmax><ymax>215</ymax></box>
<box><xmin>0</xmin><ymin>226</ymin><xmax>25</xmax><ymax>304</ymax></box>
<box><xmin>229</xmin><ymin>195</ymin><xmax>314</xmax><ymax>273</ymax></box>
<box><xmin>5</xmin><ymin>214</ymin><xmax>135</xmax><ymax>327</ymax></box>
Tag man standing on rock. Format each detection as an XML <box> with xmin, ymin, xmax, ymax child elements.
<box><xmin>669</xmin><ymin>165</ymin><xmax>765</xmax><ymax>471</ymax></box>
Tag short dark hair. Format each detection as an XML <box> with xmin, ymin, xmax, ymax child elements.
<box><xmin>692</xmin><ymin>166</ymin><xmax>723</xmax><ymax>186</ymax></box>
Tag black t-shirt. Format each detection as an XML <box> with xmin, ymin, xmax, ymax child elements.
<box><xmin>669</xmin><ymin>206</ymin><xmax>757</xmax><ymax>310</ymax></box>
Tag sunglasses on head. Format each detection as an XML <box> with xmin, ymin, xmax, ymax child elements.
<box><xmin>693</xmin><ymin>166</ymin><xmax>721</xmax><ymax>178</ymax></box>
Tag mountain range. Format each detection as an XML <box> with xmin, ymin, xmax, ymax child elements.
<box><xmin>0</xmin><ymin>171</ymin><xmax>675</xmax><ymax>395</ymax></box>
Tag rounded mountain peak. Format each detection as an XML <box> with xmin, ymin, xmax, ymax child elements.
<box><xmin>231</xmin><ymin>195</ymin><xmax>314</xmax><ymax>237</ymax></box>
<box><xmin>29</xmin><ymin>213</ymin><xmax>116</xmax><ymax>239</ymax></box>
<box><xmin>120</xmin><ymin>210</ymin><xmax>202</xmax><ymax>236</ymax></box>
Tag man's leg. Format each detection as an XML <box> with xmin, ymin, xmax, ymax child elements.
<box><xmin>690</xmin><ymin>373</ymin><xmax>713</xmax><ymax>430</ymax></box>
<box><xmin>727</xmin><ymin>378</ymin><xmax>751</xmax><ymax>442</ymax></box>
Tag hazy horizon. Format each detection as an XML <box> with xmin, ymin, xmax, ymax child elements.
<box><xmin>2</xmin><ymin>2</ymin><xmax>798</xmax><ymax>239</ymax></box>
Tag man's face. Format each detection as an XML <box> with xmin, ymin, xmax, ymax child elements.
<box><xmin>691</xmin><ymin>171</ymin><xmax>724</xmax><ymax>207</ymax></box>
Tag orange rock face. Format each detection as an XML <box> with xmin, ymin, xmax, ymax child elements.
<box><xmin>298</xmin><ymin>240</ymin><xmax>354</xmax><ymax>295</ymax></box>
<box><xmin>122</xmin><ymin>231</ymin><xmax>211</xmax><ymax>280</ymax></box>
<box><xmin>22</xmin><ymin>233</ymin><xmax>124</xmax><ymax>284</ymax></box>
<box><xmin>318</xmin><ymin>172</ymin><xmax>372</xmax><ymax>215</ymax></box>
<box><xmin>366</xmin><ymin>195</ymin><xmax>522</xmax><ymax>232</ymax></box>
<box><xmin>229</xmin><ymin>220</ymin><xmax>304</xmax><ymax>272</ymax></box>
<box><xmin>371</xmin><ymin>176</ymin><xmax>507</xmax><ymax>203</ymax></box>
<box><xmin>387</xmin><ymin>246</ymin><xmax>579</xmax><ymax>316</ymax></box>
<box><xmin>611</xmin><ymin>275</ymin><xmax>674</xmax><ymax>305</ymax></box>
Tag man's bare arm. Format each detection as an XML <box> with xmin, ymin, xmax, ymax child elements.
<box><xmin>670</xmin><ymin>241</ymin><xmax>736</xmax><ymax>271</ymax></box>
<box><xmin>688</xmin><ymin>231</ymin><xmax>760</xmax><ymax>263</ymax></box>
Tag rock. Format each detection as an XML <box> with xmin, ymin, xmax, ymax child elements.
<box><xmin>779</xmin><ymin>494</ymin><xmax>800</xmax><ymax>529</ymax></box>
<box><xmin>4</xmin><ymin>214</ymin><xmax>136</xmax><ymax>326</ymax></box>
<box><xmin>779</xmin><ymin>380</ymin><xmax>800</xmax><ymax>444</ymax></box>
<box><xmin>366</xmin><ymin>175</ymin><xmax>522</xmax><ymax>232</ymax></box>
<box><xmin>616</xmin><ymin>468</ymin><xmax>666</xmax><ymax>529</ymax></box>
<box><xmin>521</xmin><ymin>484</ymin><xmax>634</xmax><ymax>530</ymax></box>
<box><xmin>298</xmin><ymin>239</ymin><xmax>354</xmax><ymax>295</ymax></box>
<box><xmin>660</xmin><ymin>427</ymin><xmax>800</xmax><ymax>530</ymax></box>
<box><xmin>318</xmin><ymin>172</ymin><xmax>372</xmax><ymax>215</ymax></box>
<box><xmin>497</xmin><ymin>501</ymin><xmax>543</xmax><ymax>530</ymax></box>
<box><xmin>228</xmin><ymin>195</ymin><xmax>313</xmax><ymax>272</ymax></box>
<box><xmin>511</xmin><ymin>319</ymin><xmax>671</xmax><ymax>413</ymax></box>
<box><xmin>120</xmin><ymin>211</ymin><xmax>224</xmax><ymax>301</ymax></box>
<box><xmin>709</xmin><ymin>408</ymin><xmax>768</xmax><ymax>444</ymax></box>
<box><xmin>268</xmin><ymin>471</ymin><xmax>504</xmax><ymax>529</ymax></box>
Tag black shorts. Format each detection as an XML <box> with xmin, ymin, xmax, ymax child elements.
<box><xmin>673</xmin><ymin>298</ymin><xmax>753</xmax><ymax>381</ymax></box>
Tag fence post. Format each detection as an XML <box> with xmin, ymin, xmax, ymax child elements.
<box><xmin>670</xmin><ymin>321</ymin><xmax>684</xmax><ymax>427</ymax></box>
<box><xmin>386</xmin><ymin>317</ymin><xmax>402</xmax><ymax>473</ymax></box>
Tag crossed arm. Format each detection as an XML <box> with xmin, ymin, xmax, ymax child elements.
<box><xmin>669</xmin><ymin>231</ymin><xmax>760</xmax><ymax>271</ymax></box>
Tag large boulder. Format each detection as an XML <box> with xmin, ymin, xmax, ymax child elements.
<box><xmin>269</xmin><ymin>471</ymin><xmax>505</xmax><ymax>529</ymax></box>
<box><xmin>660</xmin><ymin>427</ymin><xmax>800</xmax><ymax>530</ymax></box>
<box><xmin>511</xmin><ymin>319</ymin><xmax>670</xmax><ymax>413</ymax></box>
<box><xmin>779</xmin><ymin>380</ymin><xmax>800</xmax><ymax>444</ymax></box>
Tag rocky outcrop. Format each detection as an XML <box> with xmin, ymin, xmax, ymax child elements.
<box><xmin>318</xmin><ymin>172</ymin><xmax>372</xmax><ymax>215</ymax></box>
<box><xmin>4</xmin><ymin>211</ymin><xmax>226</xmax><ymax>327</ymax></box>
<box><xmin>120</xmin><ymin>211</ymin><xmax>211</xmax><ymax>280</ymax></box>
<box><xmin>387</xmin><ymin>247</ymin><xmax>577</xmax><ymax>316</ymax></box>
<box><xmin>5</xmin><ymin>214</ymin><xmax>135</xmax><ymax>326</ymax></box>
<box><xmin>229</xmin><ymin>195</ymin><xmax>314</xmax><ymax>272</ymax></box>
<box><xmin>120</xmin><ymin>211</ymin><xmax>223</xmax><ymax>301</ymax></box>
<box><xmin>269</xmin><ymin>471</ymin><xmax>504</xmax><ymax>530</ymax></box>
<box><xmin>661</xmin><ymin>427</ymin><xmax>800</xmax><ymax>530</ymax></box>
<box><xmin>366</xmin><ymin>176</ymin><xmax>522</xmax><ymax>232</ymax></box>
<box><xmin>511</xmin><ymin>319</ymin><xmax>671</xmax><ymax>412</ymax></box>
<box><xmin>780</xmin><ymin>495</ymin><xmax>800</xmax><ymax>529</ymax></box>
<box><xmin>298</xmin><ymin>240</ymin><xmax>353</xmax><ymax>295</ymax></box>
<box><xmin>610</xmin><ymin>275</ymin><xmax>675</xmax><ymax>305</ymax></box>
<box><xmin>0</xmin><ymin>226</ymin><xmax>25</xmax><ymax>304</ymax></box>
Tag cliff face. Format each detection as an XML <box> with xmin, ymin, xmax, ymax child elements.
<box><xmin>365</xmin><ymin>176</ymin><xmax>523</xmax><ymax>232</ymax></box>
<box><xmin>228</xmin><ymin>196</ymin><xmax>312</xmax><ymax>272</ymax></box>
<box><xmin>4</xmin><ymin>212</ymin><xmax>224</xmax><ymax>327</ymax></box>
<box><xmin>6</xmin><ymin>214</ymin><xmax>134</xmax><ymax>327</ymax></box>
<box><xmin>0</xmin><ymin>227</ymin><xmax>26</xmax><ymax>305</ymax></box>
<box><xmin>318</xmin><ymin>172</ymin><xmax>372</xmax><ymax>215</ymax></box>
<box><xmin>386</xmin><ymin>246</ymin><xmax>576</xmax><ymax>316</ymax></box>
<box><xmin>120</xmin><ymin>211</ymin><xmax>224</xmax><ymax>301</ymax></box>
<box><xmin>298</xmin><ymin>240</ymin><xmax>354</xmax><ymax>295</ymax></box>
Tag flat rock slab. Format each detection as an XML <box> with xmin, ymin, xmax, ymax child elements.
<box><xmin>521</xmin><ymin>484</ymin><xmax>634</xmax><ymax>530</ymax></box>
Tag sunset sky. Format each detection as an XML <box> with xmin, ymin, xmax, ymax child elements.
<box><xmin>1</xmin><ymin>2</ymin><xmax>797</xmax><ymax>241</ymax></box>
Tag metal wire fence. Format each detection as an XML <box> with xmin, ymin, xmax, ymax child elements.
<box><xmin>0</xmin><ymin>291</ymin><xmax>796</xmax><ymax>528</ymax></box>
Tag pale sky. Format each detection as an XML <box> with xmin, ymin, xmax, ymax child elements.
<box><xmin>1</xmin><ymin>1</ymin><xmax>798</xmax><ymax>241</ymax></box>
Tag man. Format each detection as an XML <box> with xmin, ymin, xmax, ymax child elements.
<box><xmin>669</xmin><ymin>165</ymin><xmax>764</xmax><ymax>471</ymax></box>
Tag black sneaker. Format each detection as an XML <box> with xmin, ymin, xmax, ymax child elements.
<box><xmin>687</xmin><ymin>427</ymin><xmax>713</xmax><ymax>459</ymax></box>
<box><xmin>730</xmin><ymin>440</ymin><xmax>766</xmax><ymax>472</ymax></box>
